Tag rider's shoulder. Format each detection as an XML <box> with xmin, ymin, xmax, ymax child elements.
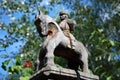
<box><xmin>66</xmin><ymin>19</ymin><xmax>76</xmax><ymax>25</ymax></box>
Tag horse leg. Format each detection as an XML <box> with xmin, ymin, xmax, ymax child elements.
<box><xmin>35</xmin><ymin>52</ymin><xmax>40</xmax><ymax>72</ymax></box>
<box><xmin>35</xmin><ymin>58</ymin><xmax>39</xmax><ymax>71</ymax></box>
<box><xmin>35</xmin><ymin>48</ymin><xmax>46</xmax><ymax>71</ymax></box>
<box><xmin>81</xmin><ymin>57</ymin><xmax>89</xmax><ymax>73</ymax></box>
<box><xmin>44</xmin><ymin>41</ymin><xmax>57</xmax><ymax>66</ymax></box>
<box><xmin>76</xmin><ymin>41</ymin><xmax>89</xmax><ymax>73</ymax></box>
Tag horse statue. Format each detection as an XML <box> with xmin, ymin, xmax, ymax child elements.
<box><xmin>34</xmin><ymin>12</ymin><xmax>89</xmax><ymax>73</ymax></box>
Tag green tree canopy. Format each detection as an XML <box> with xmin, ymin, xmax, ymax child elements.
<box><xmin>0</xmin><ymin>0</ymin><xmax>120</xmax><ymax>80</ymax></box>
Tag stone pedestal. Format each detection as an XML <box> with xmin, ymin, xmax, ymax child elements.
<box><xmin>29</xmin><ymin>66</ymin><xmax>99</xmax><ymax>80</ymax></box>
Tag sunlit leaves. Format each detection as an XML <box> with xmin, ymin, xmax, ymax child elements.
<box><xmin>20</xmin><ymin>76</ymin><xmax>30</xmax><ymax>80</ymax></box>
<box><xmin>1</xmin><ymin>60</ymin><xmax>10</xmax><ymax>70</ymax></box>
<box><xmin>15</xmin><ymin>56</ymin><xmax>21</xmax><ymax>65</ymax></box>
<box><xmin>0</xmin><ymin>0</ymin><xmax>120</xmax><ymax>80</ymax></box>
<box><xmin>5</xmin><ymin>55</ymin><xmax>33</xmax><ymax>79</ymax></box>
<box><xmin>8</xmin><ymin>66</ymin><xmax>22</xmax><ymax>74</ymax></box>
<box><xmin>0</xmin><ymin>0</ymin><xmax>46</xmax><ymax>79</ymax></box>
<box><xmin>50</xmin><ymin>0</ymin><xmax>120</xmax><ymax>79</ymax></box>
<box><xmin>20</xmin><ymin>68</ymin><xmax>33</xmax><ymax>80</ymax></box>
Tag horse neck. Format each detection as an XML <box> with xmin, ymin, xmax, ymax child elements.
<box><xmin>45</xmin><ymin>15</ymin><xmax>62</xmax><ymax>32</ymax></box>
<box><xmin>53</xmin><ymin>22</ymin><xmax>62</xmax><ymax>32</ymax></box>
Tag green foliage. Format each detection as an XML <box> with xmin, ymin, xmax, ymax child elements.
<box><xmin>6</xmin><ymin>73</ymin><xmax>20</xmax><ymax>80</ymax></box>
<box><xmin>49</xmin><ymin>0</ymin><xmax>120</xmax><ymax>79</ymax></box>
<box><xmin>4</xmin><ymin>55</ymin><xmax>33</xmax><ymax>80</ymax></box>
<box><xmin>20</xmin><ymin>68</ymin><xmax>33</xmax><ymax>80</ymax></box>
<box><xmin>54</xmin><ymin>56</ymin><xmax>68</xmax><ymax>68</ymax></box>
<box><xmin>1</xmin><ymin>60</ymin><xmax>10</xmax><ymax>70</ymax></box>
<box><xmin>15</xmin><ymin>56</ymin><xmax>21</xmax><ymax>65</ymax></box>
<box><xmin>0</xmin><ymin>0</ymin><xmax>120</xmax><ymax>80</ymax></box>
<box><xmin>20</xmin><ymin>76</ymin><xmax>30</xmax><ymax>80</ymax></box>
<box><xmin>8</xmin><ymin>66</ymin><xmax>22</xmax><ymax>74</ymax></box>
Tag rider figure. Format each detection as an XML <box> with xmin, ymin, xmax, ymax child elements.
<box><xmin>59</xmin><ymin>10</ymin><xmax>76</xmax><ymax>49</ymax></box>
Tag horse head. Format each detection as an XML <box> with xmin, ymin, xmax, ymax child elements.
<box><xmin>34</xmin><ymin>12</ymin><xmax>48</xmax><ymax>37</ymax></box>
<box><xmin>34</xmin><ymin>11</ymin><xmax>60</xmax><ymax>37</ymax></box>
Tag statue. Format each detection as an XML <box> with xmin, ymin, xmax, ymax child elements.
<box><xmin>34</xmin><ymin>11</ymin><xmax>89</xmax><ymax>73</ymax></box>
<box><xmin>59</xmin><ymin>10</ymin><xmax>76</xmax><ymax>49</ymax></box>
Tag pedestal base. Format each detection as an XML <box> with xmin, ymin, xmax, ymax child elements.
<box><xmin>29</xmin><ymin>66</ymin><xmax>99</xmax><ymax>80</ymax></box>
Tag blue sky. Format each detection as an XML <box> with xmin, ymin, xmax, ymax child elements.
<box><xmin>0</xmin><ymin>0</ymin><xmax>45</xmax><ymax>79</ymax></box>
<box><xmin>0</xmin><ymin>0</ymin><xmax>85</xmax><ymax>78</ymax></box>
<box><xmin>0</xmin><ymin>30</ymin><xmax>26</xmax><ymax>79</ymax></box>
<box><xmin>0</xmin><ymin>0</ymin><xmax>67</xmax><ymax>79</ymax></box>
<box><xmin>1</xmin><ymin>0</ymin><xmax>111</xmax><ymax>79</ymax></box>
<box><xmin>0</xmin><ymin>0</ymin><xmax>119</xmax><ymax>79</ymax></box>
<box><xmin>0</xmin><ymin>30</ymin><xmax>8</xmax><ymax>79</ymax></box>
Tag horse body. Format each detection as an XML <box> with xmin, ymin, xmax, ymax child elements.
<box><xmin>34</xmin><ymin>13</ymin><xmax>89</xmax><ymax>73</ymax></box>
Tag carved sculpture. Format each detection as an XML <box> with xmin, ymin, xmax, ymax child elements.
<box><xmin>59</xmin><ymin>10</ymin><xmax>76</xmax><ymax>49</ymax></box>
<box><xmin>34</xmin><ymin>11</ymin><xmax>90</xmax><ymax>73</ymax></box>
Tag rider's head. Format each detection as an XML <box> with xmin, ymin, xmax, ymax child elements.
<box><xmin>59</xmin><ymin>10</ymin><xmax>69</xmax><ymax>21</ymax></box>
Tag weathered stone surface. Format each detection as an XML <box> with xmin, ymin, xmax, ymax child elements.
<box><xmin>32</xmin><ymin>12</ymin><xmax>99</xmax><ymax>80</ymax></box>
<box><xmin>34</xmin><ymin>11</ymin><xmax>89</xmax><ymax>73</ymax></box>
<box><xmin>29</xmin><ymin>66</ymin><xmax>99</xmax><ymax>80</ymax></box>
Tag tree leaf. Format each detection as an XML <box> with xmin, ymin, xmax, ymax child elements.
<box><xmin>1</xmin><ymin>60</ymin><xmax>10</xmax><ymax>70</ymax></box>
